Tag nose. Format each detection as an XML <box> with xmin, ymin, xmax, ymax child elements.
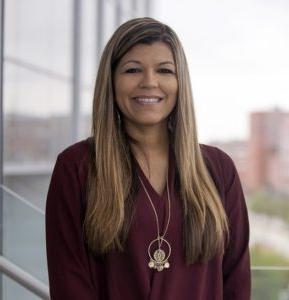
<box><xmin>139</xmin><ymin>69</ymin><xmax>158</xmax><ymax>89</ymax></box>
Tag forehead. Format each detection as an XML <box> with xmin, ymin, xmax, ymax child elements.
<box><xmin>119</xmin><ymin>41</ymin><xmax>175</xmax><ymax>63</ymax></box>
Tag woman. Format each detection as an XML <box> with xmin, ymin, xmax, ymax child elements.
<box><xmin>46</xmin><ymin>17</ymin><xmax>251</xmax><ymax>299</ymax></box>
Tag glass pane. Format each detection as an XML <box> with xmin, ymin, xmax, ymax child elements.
<box><xmin>252</xmin><ymin>269</ymin><xmax>289</xmax><ymax>299</ymax></box>
<box><xmin>1</xmin><ymin>186</ymin><xmax>48</xmax><ymax>285</ymax></box>
<box><xmin>2</xmin><ymin>274</ymin><xmax>40</xmax><ymax>300</ymax></box>
<box><xmin>5</xmin><ymin>0</ymin><xmax>71</xmax><ymax>77</ymax></box>
<box><xmin>3</xmin><ymin>0</ymin><xmax>73</xmax><ymax>210</ymax></box>
<box><xmin>3</xmin><ymin>64</ymin><xmax>71</xmax><ymax>209</ymax></box>
<box><xmin>249</xmin><ymin>193</ymin><xmax>289</xmax><ymax>267</ymax></box>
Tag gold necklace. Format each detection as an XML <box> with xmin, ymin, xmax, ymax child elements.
<box><xmin>137</xmin><ymin>171</ymin><xmax>172</xmax><ymax>272</ymax></box>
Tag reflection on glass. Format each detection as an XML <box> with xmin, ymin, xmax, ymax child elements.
<box><xmin>2</xmin><ymin>274</ymin><xmax>39</xmax><ymax>300</ymax></box>
<box><xmin>1</xmin><ymin>185</ymin><xmax>48</xmax><ymax>299</ymax></box>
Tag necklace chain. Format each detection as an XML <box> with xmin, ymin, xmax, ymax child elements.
<box><xmin>137</xmin><ymin>165</ymin><xmax>172</xmax><ymax>271</ymax></box>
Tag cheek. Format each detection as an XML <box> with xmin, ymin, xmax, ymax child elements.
<box><xmin>168</xmin><ymin>82</ymin><xmax>178</xmax><ymax>108</ymax></box>
<box><xmin>166</xmin><ymin>80</ymin><xmax>178</xmax><ymax>99</ymax></box>
<box><xmin>114</xmin><ymin>78</ymin><xmax>135</xmax><ymax>100</ymax></box>
<box><xmin>114</xmin><ymin>80</ymin><xmax>126</xmax><ymax>106</ymax></box>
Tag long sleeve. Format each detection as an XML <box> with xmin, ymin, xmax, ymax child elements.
<box><xmin>218</xmin><ymin>149</ymin><xmax>251</xmax><ymax>299</ymax></box>
<box><xmin>45</xmin><ymin>154</ymin><xmax>97</xmax><ymax>300</ymax></box>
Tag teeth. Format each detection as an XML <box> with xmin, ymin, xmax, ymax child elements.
<box><xmin>134</xmin><ymin>97</ymin><xmax>161</xmax><ymax>103</ymax></box>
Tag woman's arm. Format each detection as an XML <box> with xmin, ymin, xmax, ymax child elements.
<box><xmin>45</xmin><ymin>154</ymin><xmax>98</xmax><ymax>300</ymax></box>
<box><xmin>218</xmin><ymin>149</ymin><xmax>251</xmax><ymax>299</ymax></box>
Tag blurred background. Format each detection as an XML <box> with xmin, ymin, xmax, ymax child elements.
<box><xmin>0</xmin><ymin>0</ymin><xmax>288</xmax><ymax>299</ymax></box>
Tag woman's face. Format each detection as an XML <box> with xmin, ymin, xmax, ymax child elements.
<box><xmin>113</xmin><ymin>41</ymin><xmax>178</xmax><ymax>130</ymax></box>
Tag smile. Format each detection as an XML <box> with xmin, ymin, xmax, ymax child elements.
<box><xmin>132</xmin><ymin>97</ymin><xmax>162</xmax><ymax>105</ymax></box>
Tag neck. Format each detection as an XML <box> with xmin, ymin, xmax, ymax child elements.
<box><xmin>124</xmin><ymin>120</ymin><xmax>170</xmax><ymax>160</ymax></box>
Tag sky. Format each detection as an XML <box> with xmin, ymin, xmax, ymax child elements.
<box><xmin>4</xmin><ymin>0</ymin><xmax>289</xmax><ymax>144</ymax></box>
<box><xmin>152</xmin><ymin>0</ymin><xmax>289</xmax><ymax>143</ymax></box>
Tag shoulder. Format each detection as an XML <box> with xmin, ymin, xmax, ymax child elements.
<box><xmin>57</xmin><ymin>136</ymin><xmax>92</xmax><ymax>165</ymax></box>
<box><xmin>47</xmin><ymin>138</ymin><xmax>93</xmax><ymax>218</ymax></box>
<box><xmin>52</xmin><ymin>137</ymin><xmax>93</xmax><ymax>190</ymax></box>
<box><xmin>199</xmin><ymin>143</ymin><xmax>238</xmax><ymax>194</ymax></box>
<box><xmin>200</xmin><ymin>143</ymin><xmax>236</xmax><ymax>170</ymax></box>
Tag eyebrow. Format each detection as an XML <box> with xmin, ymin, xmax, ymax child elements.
<box><xmin>120</xmin><ymin>60</ymin><xmax>175</xmax><ymax>67</ymax></box>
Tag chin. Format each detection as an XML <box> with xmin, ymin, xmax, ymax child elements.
<box><xmin>134</xmin><ymin>118</ymin><xmax>167</xmax><ymax>127</ymax></box>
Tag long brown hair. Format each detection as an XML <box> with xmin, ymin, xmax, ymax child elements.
<box><xmin>84</xmin><ymin>17</ymin><xmax>229</xmax><ymax>265</ymax></box>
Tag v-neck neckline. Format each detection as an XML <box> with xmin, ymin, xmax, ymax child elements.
<box><xmin>133</xmin><ymin>145</ymin><xmax>173</xmax><ymax>201</ymax></box>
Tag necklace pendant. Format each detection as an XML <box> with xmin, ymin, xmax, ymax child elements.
<box><xmin>148</xmin><ymin>253</ymin><xmax>170</xmax><ymax>271</ymax></box>
<box><xmin>154</xmin><ymin>249</ymin><xmax>166</xmax><ymax>262</ymax></box>
<box><xmin>148</xmin><ymin>260</ymin><xmax>170</xmax><ymax>271</ymax></box>
<box><xmin>148</xmin><ymin>238</ymin><xmax>171</xmax><ymax>272</ymax></box>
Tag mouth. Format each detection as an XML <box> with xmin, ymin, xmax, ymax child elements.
<box><xmin>132</xmin><ymin>96</ymin><xmax>163</xmax><ymax>105</ymax></box>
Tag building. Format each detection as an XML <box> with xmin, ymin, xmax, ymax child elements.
<box><xmin>248</xmin><ymin>108</ymin><xmax>289</xmax><ymax>195</ymax></box>
<box><xmin>212</xmin><ymin>107</ymin><xmax>289</xmax><ymax>196</ymax></box>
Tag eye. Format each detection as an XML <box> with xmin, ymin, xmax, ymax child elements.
<box><xmin>124</xmin><ymin>68</ymin><xmax>141</xmax><ymax>73</ymax></box>
<box><xmin>158</xmin><ymin>68</ymin><xmax>175</xmax><ymax>74</ymax></box>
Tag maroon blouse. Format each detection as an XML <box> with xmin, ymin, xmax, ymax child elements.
<box><xmin>45</xmin><ymin>137</ymin><xmax>251</xmax><ymax>299</ymax></box>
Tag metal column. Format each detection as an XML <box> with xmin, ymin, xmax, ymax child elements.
<box><xmin>0</xmin><ymin>0</ymin><xmax>4</xmax><ymax>297</ymax></box>
<box><xmin>115</xmin><ymin>0</ymin><xmax>122</xmax><ymax>28</ymax></box>
<box><xmin>71</xmin><ymin>0</ymin><xmax>82</xmax><ymax>143</ymax></box>
<box><xmin>145</xmin><ymin>0</ymin><xmax>152</xmax><ymax>17</ymax></box>
<box><xmin>96</xmin><ymin>0</ymin><xmax>104</xmax><ymax>65</ymax></box>
<box><xmin>132</xmin><ymin>0</ymin><xmax>137</xmax><ymax>17</ymax></box>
